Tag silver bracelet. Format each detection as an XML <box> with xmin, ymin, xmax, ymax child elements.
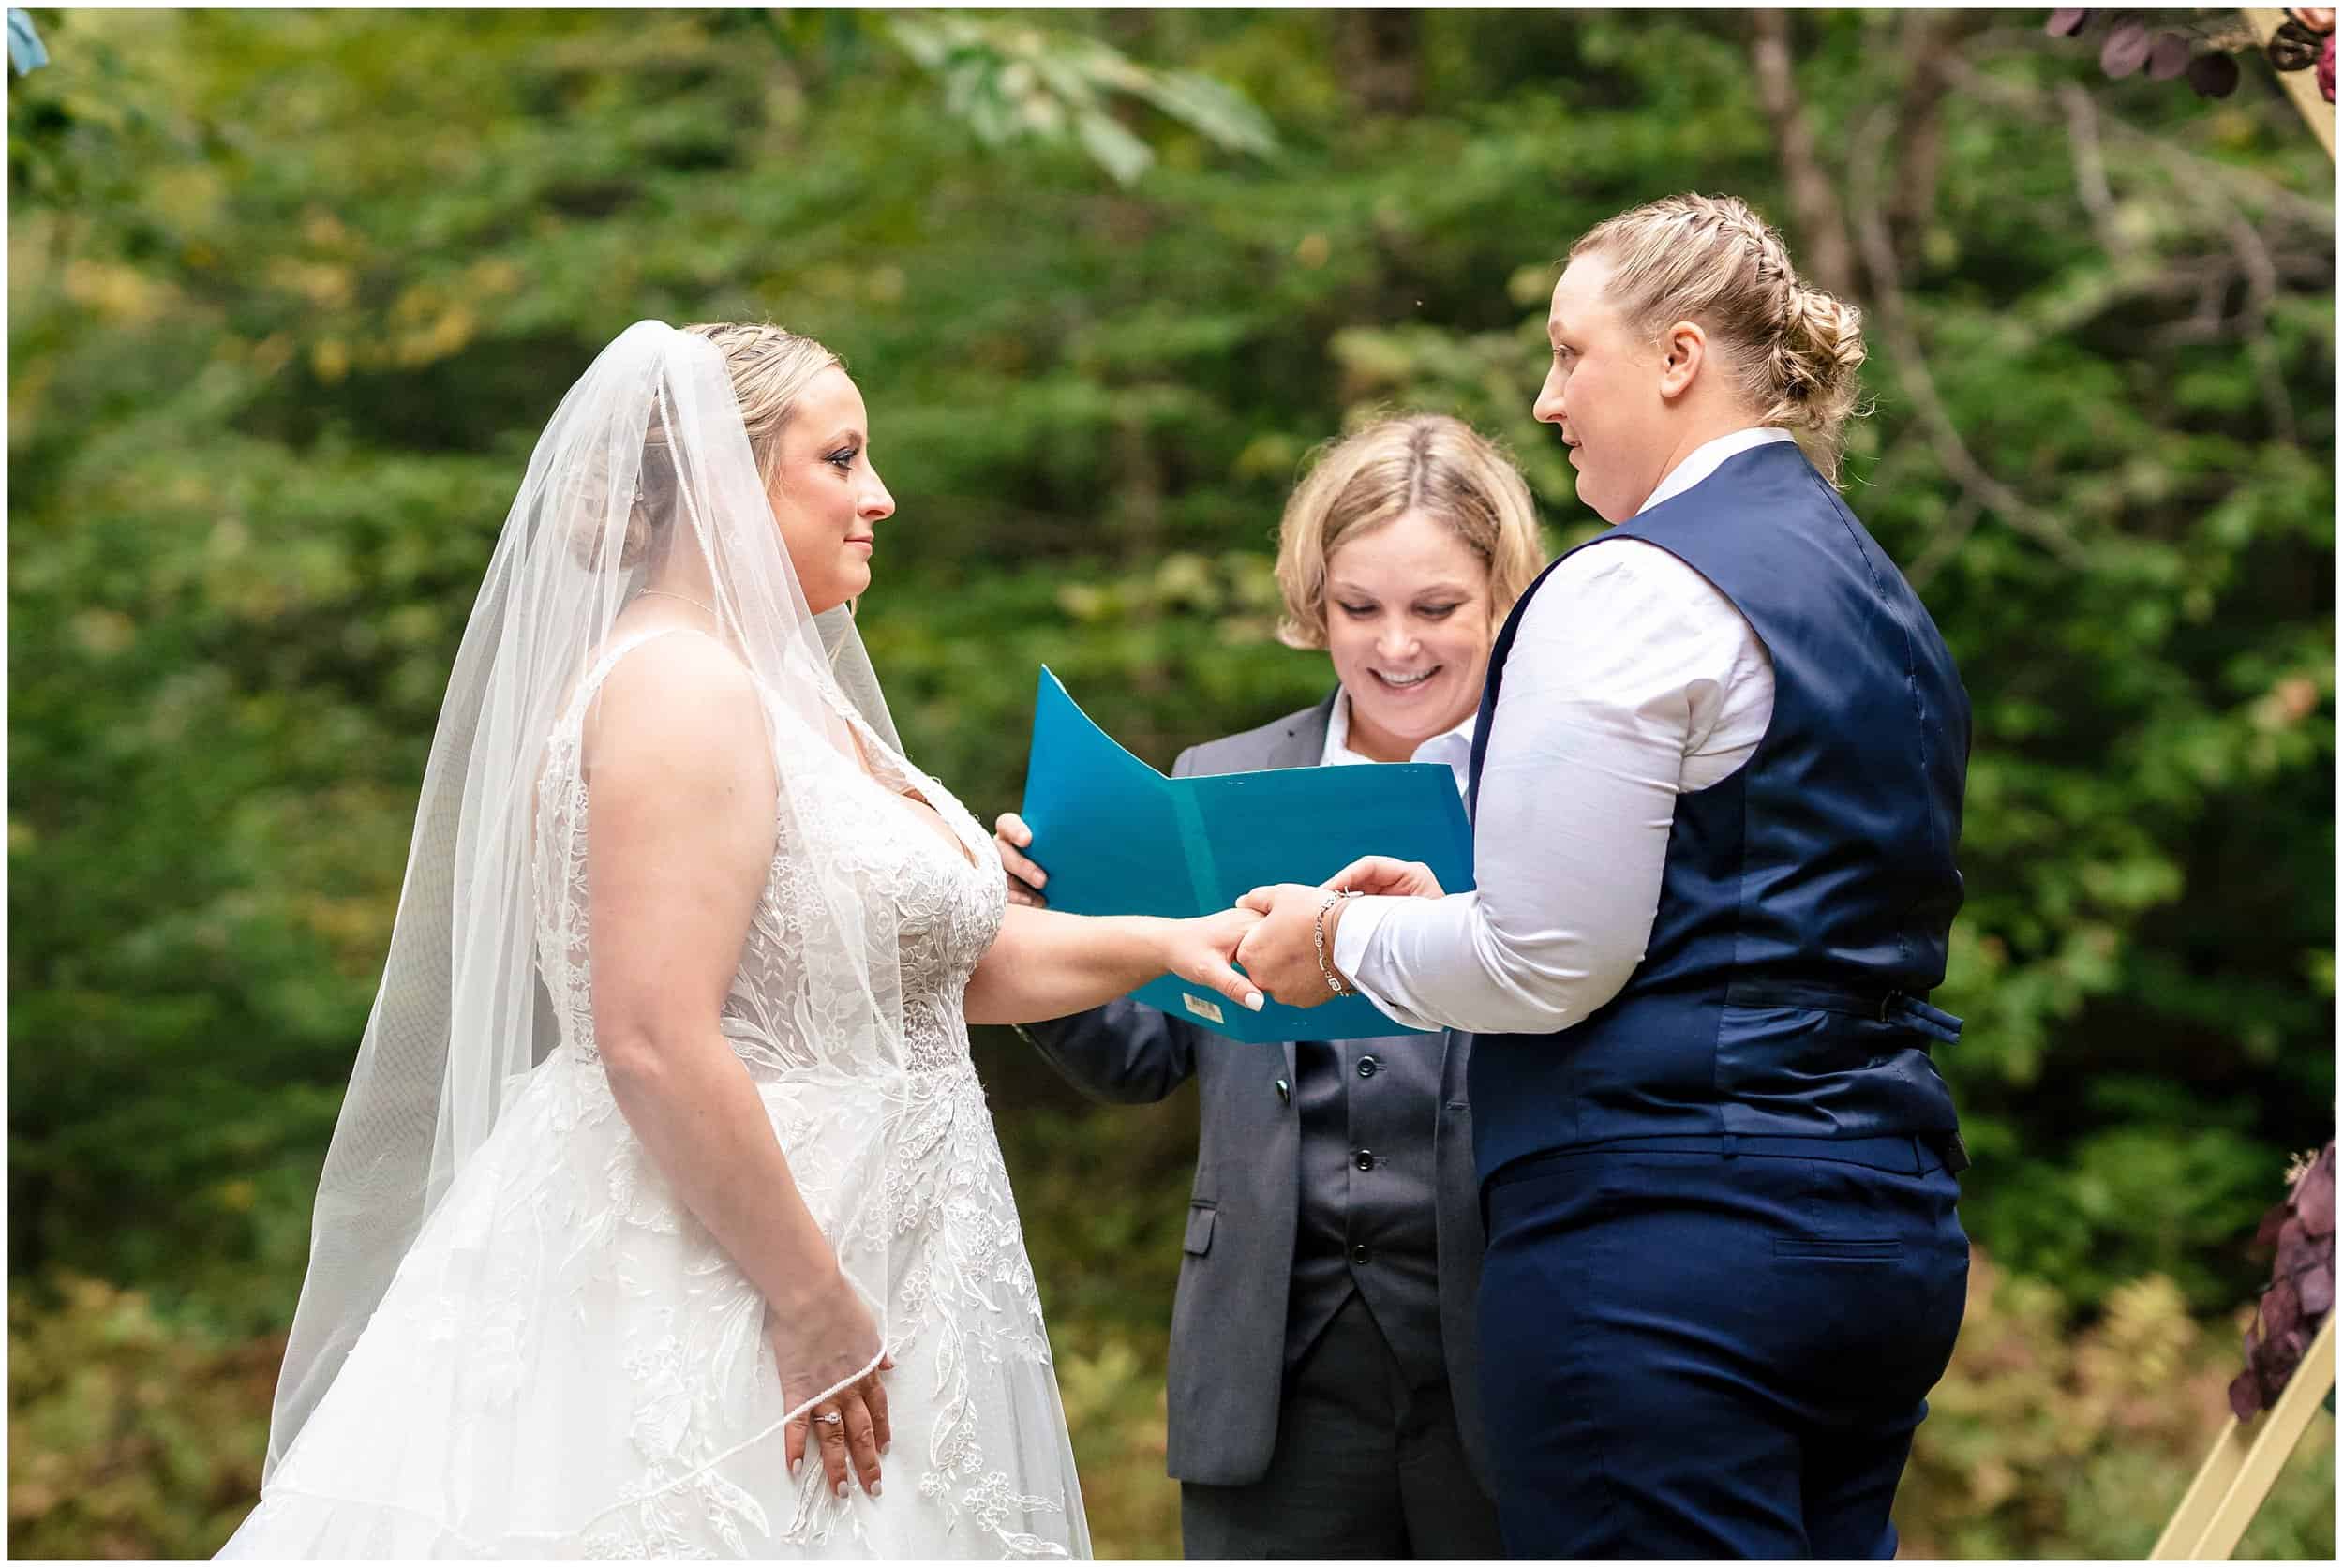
<box><xmin>1315</xmin><ymin>889</ymin><xmax>1362</xmax><ymax>996</ymax></box>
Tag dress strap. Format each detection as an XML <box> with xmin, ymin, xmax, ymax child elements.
<box><xmin>566</xmin><ymin>625</ymin><xmax>707</xmax><ymax>723</ymax></box>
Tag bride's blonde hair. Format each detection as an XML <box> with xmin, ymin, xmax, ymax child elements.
<box><xmin>1570</xmin><ymin>193</ymin><xmax>1868</xmax><ymax>483</ymax></box>
<box><xmin>600</xmin><ymin>322</ymin><xmax>843</xmax><ymax>570</ymax></box>
<box><xmin>682</xmin><ymin>321</ymin><xmax>843</xmax><ymax>486</ymax></box>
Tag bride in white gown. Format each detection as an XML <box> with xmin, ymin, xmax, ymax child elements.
<box><xmin>221</xmin><ymin>321</ymin><xmax>1266</xmax><ymax>1559</ymax></box>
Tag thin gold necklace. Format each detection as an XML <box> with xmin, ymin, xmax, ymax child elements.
<box><xmin>638</xmin><ymin>588</ymin><xmax>716</xmax><ymax>618</ymax></box>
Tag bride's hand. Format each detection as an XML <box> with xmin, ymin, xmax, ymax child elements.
<box><xmin>1159</xmin><ymin>906</ymin><xmax>1267</xmax><ymax>1014</ymax></box>
<box><xmin>771</xmin><ymin>1277</ymin><xmax>893</xmax><ymax>1501</ymax></box>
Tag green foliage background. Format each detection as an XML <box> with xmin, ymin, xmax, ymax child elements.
<box><xmin>8</xmin><ymin>7</ymin><xmax>2334</xmax><ymax>1556</ymax></box>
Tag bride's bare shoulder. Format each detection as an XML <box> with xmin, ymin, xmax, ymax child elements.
<box><xmin>580</xmin><ymin>629</ymin><xmax>765</xmax><ymax>763</ymax></box>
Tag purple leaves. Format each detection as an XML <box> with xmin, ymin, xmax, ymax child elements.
<box><xmin>2187</xmin><ymin>50</ymin><xmax>2242</xmax><ymax>97</ymax></box>
<box><xmin>2293</xmin><ymin>1143</ymin><xmax>2335</xmax><ymax>1237</ymax></box>
<box><xmin>2264</xmin><ymin>1274</ymin><xmax>2304</xmax><ymax>1340</ymax></box>
<box><xmin>2043</xmin><ymin>8</ymin><xmax>2314</xmax><ymax>98</ymax></box>
<box><xmin>2302</xmin><ymin>1258</ymin><xmax>2334</xmax><ymax>1318</ymax></box>
<box><xmin>2099</xmin><ymin>21</ymin><xmax>2155</xmax><ymax>77</ymax></box>
<box><xmin>2146</xmin><ymin>32</ymin><xmax>2194</xmax><ymax>81</ymax></box>
<box><xmin>2230</xmin><ymin>1141</ymin><xmax>2336</xmax><ymax>1419</ymax></box>
<box><xmin>2230</xmin><ymin>1364</ymin><xmax>2260</xmax><ymax>1421</ymax></box>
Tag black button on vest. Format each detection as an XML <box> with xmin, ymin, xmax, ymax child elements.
<box><xmin>1284</xmin><ymin>1038</ymin><xmax>1445</xmax><ymax>1378</ymax></box>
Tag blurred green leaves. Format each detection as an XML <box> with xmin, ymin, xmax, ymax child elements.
<box><xmin>888</xmin><ymin>11</ymin><xmax>1276</xmax><ymax>187</ymax></box>
<box><xmin>5</xmin><ymin>7</ymin><xmax>2334</xmax><ymax>1554</ymax></box>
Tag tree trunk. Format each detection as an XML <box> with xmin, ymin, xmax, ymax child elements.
<box><xmin>1342</xmin><ymin>8</ymin><xmax>1422</xmax><ymax>117</ymax></box>
<box><xmin>1749</xmin><ymin>9</ymin><xmax>1858</xmax><ymax>298</ymax></box>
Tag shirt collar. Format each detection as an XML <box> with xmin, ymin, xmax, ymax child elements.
<box><xmin>1321</xmin><ymin>687</ymin><xmax>1478</xmax><ymax>796</ymax></box>
<box><xmin>1638</xmin><ymin>426</ymin><xmax>1797</xmax><ymax>515</ymax></box>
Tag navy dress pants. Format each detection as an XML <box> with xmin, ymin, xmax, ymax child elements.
<box><xmin>1477</xmin><ymin>1139</ymin><xmax>1968</xmax><ymax>1559</ymax></box>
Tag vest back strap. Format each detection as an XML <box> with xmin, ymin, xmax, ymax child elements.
<box><xmin>1724</xmin><ymin>979</ymin><xmax>1964</xmax><ymax>1045</ymax></box>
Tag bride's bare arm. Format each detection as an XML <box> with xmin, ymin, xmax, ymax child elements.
<box><xmin>582</xmin><ymin>634</ymin><xmax>885</xmax><ymax>1496</ymax></box>
<box><xmin>963</xmin><ymin>903</ymin><xmax>1263</xmax><ymax>1025</ymax></box>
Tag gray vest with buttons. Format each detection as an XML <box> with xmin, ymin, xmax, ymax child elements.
<box><xmin>1288</xmin><ymin>1037</ymin><xmax>1444</xmax><ymax>1380</ymax></box>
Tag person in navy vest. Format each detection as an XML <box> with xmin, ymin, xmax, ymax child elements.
<box><xmin>1233</xmin><ymin>193</ymin><xmax>1973</xmax><ymax>1559</ymax></box>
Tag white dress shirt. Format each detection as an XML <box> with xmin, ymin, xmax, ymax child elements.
<box><xmin>1321</xmin><ymin>688</ymin><xmax>1477</xmax><ymax>794</ymax></box>
<box><xmin>1332</xmin><ymin>428</ymin><xmax>1788</xmax><ymax>1035</ymax></box>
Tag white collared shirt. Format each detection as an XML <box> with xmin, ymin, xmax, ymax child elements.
<box><xmin>1642</xmin><ymin>426</ymin><xmax>1797</xmax><ymax>510</ymax></box>
<box><xmin>1332</xmin><ymin>428</ymin><xmax>1783</xmax><ymax>1035</ymax></box>
<box><xmin>1321</xmin><ymin>688</ymin><xmax>1477</xmax><ymax>796</ymax></box>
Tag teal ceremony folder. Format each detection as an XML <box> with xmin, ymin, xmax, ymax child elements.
<box><xmin>1017</xmin><ymin>667</ymin><xmax>1475</xmax><ymax>1044</ymax></box>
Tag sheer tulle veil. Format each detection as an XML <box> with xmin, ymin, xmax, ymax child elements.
<box><xmin>264</xmin><ymin>321</ymin><xmax>910</xmax><ymax>1480</ymax></box>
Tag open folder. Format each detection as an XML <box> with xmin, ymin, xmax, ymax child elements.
<box><xmin>1017</xmin><ymin>667</ymin><xmax>1475</xmax><ymax>1044</ymax></box>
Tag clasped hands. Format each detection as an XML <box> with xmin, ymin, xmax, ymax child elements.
<box><xmin>992</xmin><ymin>814</ymin><xmax>1444</xmax><ymax>1013</ymax></box>
<box><xmin>1231</xmin><ymin>855</ymin><xmax>1447</xmax><ymax>1009</ymax></box>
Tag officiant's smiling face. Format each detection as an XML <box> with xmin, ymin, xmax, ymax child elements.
<box><xmin>766</xmin><ymin>366</ymin><xmax>894</xmax><ymax>615</ymax></box>
<box><xmin>1322</xmin><ymin>510</ymin><xmax>1494</xmax><ymax>762</ymax></box>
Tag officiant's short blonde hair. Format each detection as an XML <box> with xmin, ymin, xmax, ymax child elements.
<box><xmin>1274</xmin><ymin>414</ymin><xmax>1545</xmax><ymax>651</ymax></box>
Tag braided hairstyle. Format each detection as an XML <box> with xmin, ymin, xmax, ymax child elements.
<box><xmin>1570</xmin><ymin>194</ymin><xmax>1867</xmax><ymax>483</ymax></box>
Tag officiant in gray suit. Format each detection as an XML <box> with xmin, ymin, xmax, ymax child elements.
<box><xmin>994</xmin><ymin>415</ymin><xmax>1545</xmax><ymax>1559</ymax></box>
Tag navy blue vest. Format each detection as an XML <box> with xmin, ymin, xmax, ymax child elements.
<box><xmin>1465</xmin><ymin>440</ymin><xmax>1970</xmax><ymax>1182</ymax></box>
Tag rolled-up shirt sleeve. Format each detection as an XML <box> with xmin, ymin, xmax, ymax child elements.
<box><xmin>1331</xmin><ymin>539</ymin><xmax>1768</xmax><ymax>1036</ymax></box>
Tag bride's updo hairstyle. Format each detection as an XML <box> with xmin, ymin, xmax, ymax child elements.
<box><xmin>587</xmin><ymin>321</ymin><xmax>844</xmax><ymax>570</ymax></box>
<box><xmin>1570</xmin><ymin>194</ymin><xmax>1868</xmax><ymax>483</ymax></box>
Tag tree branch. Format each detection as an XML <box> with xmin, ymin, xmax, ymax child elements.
<box><xmin>1750</xmin><ymin>9</ymin><xmax>1858</xmax><ymax>297</ymax></box>
<box><xmin>1340</xmin><ymin>7</ymin><xmax>1422</xmax><ymax>117</ymax></box>
<box><xmin>1888</xmin><ymin>10</ymin><xmax>1963</xmax><ymax>246</ymax></box>
<box><xmin>1938</xmin><ymin>53</ymin><xmax>2335</xmax><ymax>229</ymax></box>
<box><xmin>1848</xmin><ymin>103</ymin><xmax>2092</xmax><ymax>569</ymax></box>
<box><xmin>1939</xmin><ymin>37</ymin><xmax>2324</xmax><ymax>447</ymax></box>
<box><xmin>2059</xmin><ymin>81</ymin><xmax>2133</xmax><ymax>264</ymax></box>
<box><xmin>2186</xmin><ymin>174</ymin><xmax>2303</xmax><ymax>442</ymax></box>
<box><xmin>1907</xmin><ymin>493</ymin><xmax>1985</xmax><ymax>592</ymax></box>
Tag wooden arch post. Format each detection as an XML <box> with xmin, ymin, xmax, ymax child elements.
<box><xmin>2150</xmin><ymin>1311</ymin><xmax>2335</xmax><ymax>1558</ymax></box>
<box><xmin>2151</xmin><ymin>17</ymin><xmax>2331</xmax><ymax>1561</ymax></box>
<box><xmin>2244</xmin><ymin>7</ymin><xmax>2337</xmax><ymax>157</ymax></box>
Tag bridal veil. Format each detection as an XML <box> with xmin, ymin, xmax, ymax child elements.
<box><xmin>265</xmin><ymin>321</ymin><xmax>910</xmax><ymax>1480</ymax></box>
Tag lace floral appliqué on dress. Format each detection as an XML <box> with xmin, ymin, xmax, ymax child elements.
<box><xmin>222</xmin><ymin>633</ymin><xmax>1089</xmax><ymax>1560</ymax></box>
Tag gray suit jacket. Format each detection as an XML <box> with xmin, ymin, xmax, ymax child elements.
<box><xmin>1019</xmin><ymin>693</ymin><xmax>1490</xmax><ymax>1490</ymax></box>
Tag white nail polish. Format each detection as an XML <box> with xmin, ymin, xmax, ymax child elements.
<box><xmin>789</xmin><ymin>1458</ymin><xmax>801</xmax><ymax>1480</ymax></box>
<box><xmin>872</xmin><ymin>1481</ymin><xmax>884</xmax><ymax>1498</ymax></box>
<box><xmin>836</xmin><ymin>1481</ymin><xmax>849</xmax><ymax>1500</ymax></box>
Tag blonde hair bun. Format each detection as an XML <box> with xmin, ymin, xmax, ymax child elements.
<box><xmin>1770</xmin><ymin>285</ymin><xmax>1866</xmax><ymax>437</ymax></box>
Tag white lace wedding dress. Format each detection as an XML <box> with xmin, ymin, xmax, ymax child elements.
<box><xmin>224</xmin><ymin>631</ymin><xmax>1090</xmax><ymax>1559</ymax></box>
